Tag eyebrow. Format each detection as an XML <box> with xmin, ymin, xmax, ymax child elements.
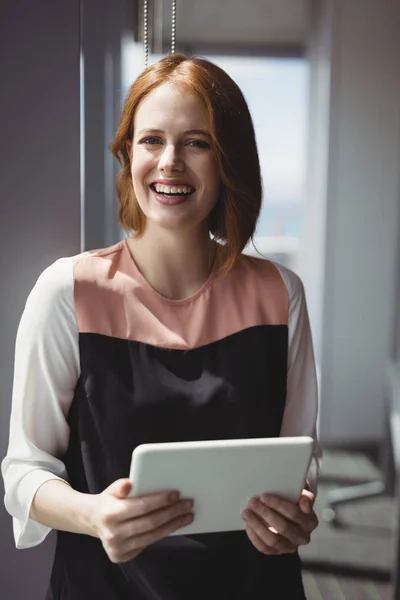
<box><xmin>137</xmin><ymin>128</ymin><xmax>211</xmax><ymax>138</ymax></box>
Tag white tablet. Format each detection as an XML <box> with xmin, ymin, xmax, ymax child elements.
<box><xmin>128</xmin><ymin>436</ymin><xmax>314</xmax><ymax>536</ymax></box>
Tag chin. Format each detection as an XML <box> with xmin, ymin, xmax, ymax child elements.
<box><xmin>155</xmin><ymin>218</ymin><xmax>202</xmax><ymax>232</ymax></box>
<box><xmin>140</xmin><ymin>204</ymin><xmax>202</xmax><ymax>230</ymax></box>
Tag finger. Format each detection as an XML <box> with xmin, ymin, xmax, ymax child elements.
<box><xmin>125</xmin><ymin>511</ymin><xmax>195</xmax><ymax>552</ymax></box>
<box><xmin>242</xmin><ymin>510</ymin><xmax>296</xmax><ymax>554</ymax></box>
<box><xmin>245</xmin><ymin>524</ymin><xmax>279</xmax><ymax>555</ymax></box>
<box><xmin>259</xmin><ymin>494</ymin><xmax>309</xmax><ymax>529</ymax></box>
<box><xmin>299</xmin><ymin>489</ymin><xmax>316</xmax><ymax>514</ymax></box>
<box><xmin>259</xmin><ymin>494</ymin><xmax>318</xmax><ymax>534</ymax></box>
<box><xmin>297</xmin><ymin>490</ymin><xmax>319</xmax><ymax>530</ymax></box>
<box><xmin>106</xmin><ymin>478</ymin><xmax>133</xmax><ymax>499</ymax></box>
<box><xmin>125</xmin><ymin>499</ymin><xmax>194</xmax><ymax>537</ymax></box>
<box><xmin>248</xmin><ymin>499</ymin><xmax>310</xmax><ymax>546</ymax></box>
<box><xmin>301</xmin><ymin>489</ymin><xmax>315</xmax><ymax>503</ymax></box>
<box><xmin>121</xmin><ymin>490</ymin><xmax>182</xmax><ymax>521</ymax></box>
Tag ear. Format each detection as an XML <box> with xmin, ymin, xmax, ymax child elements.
<box><xmin>126</xmin><ymin>139</ymin><xmax>132</xmax><ymax>158</ymax></box>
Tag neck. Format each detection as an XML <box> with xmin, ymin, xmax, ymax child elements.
<box><xmin>127</xmin><ymin>225</ymin><xmax>217</xmax><ymax>300</ymax></box>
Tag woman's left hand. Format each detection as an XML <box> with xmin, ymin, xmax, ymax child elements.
<box><xmin>242</xmin><ymin>489</ymin><xmax>318</xmax><ymax>555</ymax></box>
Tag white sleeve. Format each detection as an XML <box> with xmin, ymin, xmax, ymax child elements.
<box><xmin>1</xmin><ymin>257</ymin><xmax>80</xmax><ymax>549</ymax></box>
<box><xmin>273</xmin><ymin>262</ymin><xmax>322</xmax><ymax>496</ymax></box>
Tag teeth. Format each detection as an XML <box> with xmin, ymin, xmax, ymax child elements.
<box><xmin>153</xmin><ymin>183</ymin><xmax>194</xmax><ymax>195</ymax></box>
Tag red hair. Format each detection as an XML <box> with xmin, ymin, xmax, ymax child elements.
<box><xmin>110</xmin><ymin>54</ymin><xmax>262</xmax><ymax>274</ymax></box>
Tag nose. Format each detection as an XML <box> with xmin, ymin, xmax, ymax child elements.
<box><xmin>158</xmin><ymin>144</ymin><xmax>184</xmax><ymax>172</ymax></box>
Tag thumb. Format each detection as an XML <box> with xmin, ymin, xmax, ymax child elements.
<box><xmin>299</xmin><ymin>489</ymin><xmax>315</xmax><ymax>514</ymax></box>
<box><xmin>106</xmin><ymin>478</ymin><xmax>132</xmax><ymax>499</ymax></box>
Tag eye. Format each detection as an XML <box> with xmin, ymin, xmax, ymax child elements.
<box><xmin>139</xmin><ymin>137</ymin><xmax>162</xmax><ymax>145</ymax></box>
<box><xmin>186</xmin><ymin>140</ymin><xmax>210</xmax><ymax>149</ymax></box>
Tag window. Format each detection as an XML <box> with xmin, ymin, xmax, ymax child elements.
<box><xmin>207</xmin><ymin>56</ymin><xmax>309</xmax><ymax>272</ymax></box>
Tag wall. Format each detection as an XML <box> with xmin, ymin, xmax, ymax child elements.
<box><xmin>81</xmin><ymin>0</ymin><xmax>132</xmax><ymax>250</ymax></box>
<box><xmin>0</xmin><ymin>1</ymin><xmax>135</xmax><ymax>596</ymax></box>
<box><xmin>318</xmin><ymin>0</ymin><xmax>400</xmax><ymax>445</ymax></box>
<box><xmin>0</xmin><ymin>1</ymin><xmax>81</xmax><ymax>597</ymax></box>
<box><xmin>300</xmin><ymin>0</ymin><xmax>333</xmax><ymax>370</ymax></box>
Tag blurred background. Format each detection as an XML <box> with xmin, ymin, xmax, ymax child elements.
<box><xmin>0</xmin><ymin>0</ymin><xmax>399</xmax><ymax>598</ymax></box>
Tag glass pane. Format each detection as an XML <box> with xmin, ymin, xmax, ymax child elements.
<box><xmin>206</xmin><ymin>56</ymin><xmax>309</xmax><ymax>269</ymax></box>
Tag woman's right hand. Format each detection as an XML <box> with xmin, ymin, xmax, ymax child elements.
<box><xmin>90</xmin><ymin>478</ymin><xmax>194</xmax><ymax>564</ymax></box>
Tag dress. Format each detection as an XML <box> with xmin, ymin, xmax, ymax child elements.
<box><xmin>1</xmin><ymin>239</ymin><xmax>321</xmax><ymax>599</ymax></box>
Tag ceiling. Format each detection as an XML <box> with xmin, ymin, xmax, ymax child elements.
<box><xmin>140</xmin><ymin>0</ymin><xmax>310</xmax><ymax>55</ymax></box>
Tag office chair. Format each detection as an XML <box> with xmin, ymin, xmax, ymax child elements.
<box><xmin>322</xmin><ymin>391</ymin><xmax>395</xmax><ymax>527</ymax></box>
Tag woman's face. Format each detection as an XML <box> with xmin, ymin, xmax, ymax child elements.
<box><xmin>129</xmin><ymin>83</ymin><xmax>221</xmax><ymax>234</ymax></box>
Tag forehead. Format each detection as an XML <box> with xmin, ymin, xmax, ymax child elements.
<box><xmin>134</xmin><ymin>83</ymin><xmax>209</xmax><ymax>132</ymax></box>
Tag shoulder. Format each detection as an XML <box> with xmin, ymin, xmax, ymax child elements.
<box><xmin>237</xmin><ymin>253</ymin><xmax>304</xmax><ymax>297</ymax></box>
<box><xmin>27</xmin><ymin>256</ymin><xmax>74</xmax><ymax>311</ymax></box>
<box><xmin>25</xmin><ymin>241</ymin><xmax>124</xmax><ymax>320</ymax></box>
<box><xmin>268</xmin><ymin>260</ymin><xmax>305</xmax><ymax>300</ymax></box>
<box><xmin>20</xmin><ymin>256</ymin><xmax>77</xmax><ymax>340</ymax></box>
<box><xmin>73</xmin><ymin>241</ymin><xmax>125</xmax><ymax>283</ymax></box>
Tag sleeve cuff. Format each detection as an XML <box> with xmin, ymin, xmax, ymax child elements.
<box><xmin>6</xmin><ymin>469</ymin><xmax>71</xmax><ymax>549</ymax></box>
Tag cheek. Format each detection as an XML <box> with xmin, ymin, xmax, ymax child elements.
<box><xmin>195</xmin><ymin>156</ymin><xmax>219</xmax><ymax>186</ymax></box>
<box><xmin>131</xmin><ymin>153</ymin><xmax>154</xmax><ymax>186</ymax></box>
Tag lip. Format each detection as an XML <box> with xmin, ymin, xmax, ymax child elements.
<box><xmin>151</xmin><ymin>179</ymin><xmax>195</xmax><ymax>189</ymax></box>
<box><xmin>151</xmin><ymin>188</ymin><xmax>191</xmax><ymax>206</ymax></box>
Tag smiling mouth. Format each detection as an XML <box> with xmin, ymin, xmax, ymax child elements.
<box><xmin>149</xmin><ymin>183</ymin><xmax>196</xmax><ymax>197</ymax></box>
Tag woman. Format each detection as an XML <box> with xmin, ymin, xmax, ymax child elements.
<box><xmin>2</xmin><ymin>54</ymin><xmax>320</xmax><ymax>599</ymax></box>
